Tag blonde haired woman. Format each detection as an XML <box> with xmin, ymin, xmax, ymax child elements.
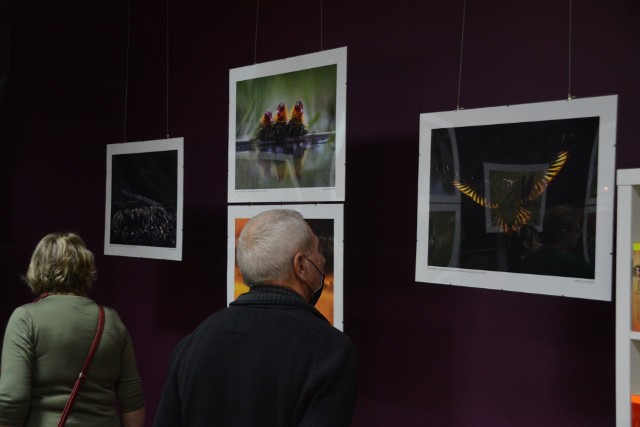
<box><xmin>0</xmin><ymin>232</ymin><xmax>145</xmax><ymax>426</ymax></box>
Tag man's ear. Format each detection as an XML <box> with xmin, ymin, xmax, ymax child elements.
<box><xmin>292</xmin><ymin>253</ymin><xmax>307</xmax><ymax>280</ymax></box>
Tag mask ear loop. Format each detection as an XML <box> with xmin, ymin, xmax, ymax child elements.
<box><xmin>302</xmin><ymin>255</ymin><xmax>325</xmax><ymax>305</ymax></box>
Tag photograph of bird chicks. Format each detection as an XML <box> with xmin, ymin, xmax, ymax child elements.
<box><xmin>233</xmin><ymin>63</ymin><xmax>338</xmax><ymax>191</ymax></box>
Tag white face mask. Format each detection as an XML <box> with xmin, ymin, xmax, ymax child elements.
<box><xmin>303</xmin><ymin>255</ymin><xmax>324</xmax><ymax>306</ymax></box>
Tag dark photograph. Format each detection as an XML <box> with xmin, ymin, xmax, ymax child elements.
<box><xmin>110</xmin><ymin>149</ymin><xmax>178</xmax><ymax>248</ymax></box>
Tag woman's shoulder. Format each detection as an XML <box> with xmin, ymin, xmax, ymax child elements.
<box><xmin>7</xmin><ymin>303</ymin><xmax>32</xmax><ymax>325</ymax></box>
<box><xmin>100</xmin><ymin>305</ymin><xmax>136</xmax><ymax>339</ymax></box>
<box><xmin>102</xmin><ymin>305</ymin><xmax>126</xmax><ymax>326</ymax></box>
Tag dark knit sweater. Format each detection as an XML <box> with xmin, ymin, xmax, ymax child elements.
<box><xmin>153</xmin><ymin>285</ymin><xmax>357</xmax><ymax>427</ymax></box>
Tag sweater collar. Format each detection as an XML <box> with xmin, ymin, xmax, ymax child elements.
<box><xmin>230</xmin><ymin>284</ymin><xmax>329</xmax><ymax>323</ymax></box>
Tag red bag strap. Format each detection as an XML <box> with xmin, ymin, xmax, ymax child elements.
<box><xmin>58</xmin><ymin>304</ymin><xmax>105</xmax><ymax>426</ymax></box>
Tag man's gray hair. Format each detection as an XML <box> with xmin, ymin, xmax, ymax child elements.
<box><xmin>237</xmin><ymin>209</ymin><xmax>314</xmax><ymax>285</ymax></box>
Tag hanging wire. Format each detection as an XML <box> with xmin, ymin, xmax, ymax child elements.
<box><xmin>456</xmin><ymin>0</ymin><xmax>467</xmax><ymax>111</ymax></box>
<box><xmin>567</xmin><ymin>0</ymin><xmax>574</xmax><ymax>100</ymax></box>
<box><xmin>254</xmin><ymin>0</ymin><xmax>260</xmax><ymax>64</ymax></box>
<box><xmin>123</xmin><ymin>0</ymin><xmax>132</xmax><ymax>142</ymax></box>
<box><xmin>166</xmin><ymin>0</ymin><xmax>170</xmax><ymax>137</ymax></box>
<box><xmin>320</xmin><ymin>0</ymin><xmax>323</xmax><ymax>51</ymax></box>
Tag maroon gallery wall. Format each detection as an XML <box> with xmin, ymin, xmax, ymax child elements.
<box><xmin>1</xmin><ymin>0</ymin><xmax>639</xmax><ymax>425</ymax></box>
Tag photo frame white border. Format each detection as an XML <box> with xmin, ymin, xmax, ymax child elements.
<box><xmin>228</xmin><ymin>47</ymin><xmax>347</xmax><ymax>203</ymax></box>
<box><xmin>104</xmin><ymin>137</ymin><xmax>184</xmax><ymax>261</ymax></box>
<box><xmin>416</xmin><ymin>95</ymin><xmax>617</xmax><ymax>301</ymax></box>
<box><xmin>227</xmin><ymin>204</ymin><xmax>344</xmax><ymax>330</ymax></box>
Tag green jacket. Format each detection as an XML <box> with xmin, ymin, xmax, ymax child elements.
<box><xmin>0</xmin><ymin>295</ymin><xmax>144</xmax><ymax>426</ymax></box>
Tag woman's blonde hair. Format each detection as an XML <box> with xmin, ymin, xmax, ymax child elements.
<box><xmin>24</xmin><ymin>232</ymin><xmax>96</xmax><ymax>295</ymax></box>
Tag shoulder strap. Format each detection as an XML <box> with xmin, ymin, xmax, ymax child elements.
<box><xmin>58</xmin><ymin>304</ymin><xmax>105</xmax><ymax>427</ymax></box>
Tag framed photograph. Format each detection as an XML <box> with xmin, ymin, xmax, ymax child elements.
<box><xmin>228</xmin><ymin>47</ymin><xmax>347</xmax><ymax>203</ymax></box>
<box><xmin>416</xmin><ymin>96</ymin><xmax>617</xmax><ymax>301</ymax></box>
<box><xmin>227</xmin><ymin>204</ymin><xmax>344</xmax><ymax>330</ymax></box>
<box><xmin>104</xmin><ymin>137</ymin><xmax>184</xmax><ymax>261</ymax></box>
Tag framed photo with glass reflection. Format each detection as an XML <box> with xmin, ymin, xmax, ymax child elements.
<box><xmin>416</xmin><ymin>96</ymin><xmax>617</xmax><ymax>301</ymax></box>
